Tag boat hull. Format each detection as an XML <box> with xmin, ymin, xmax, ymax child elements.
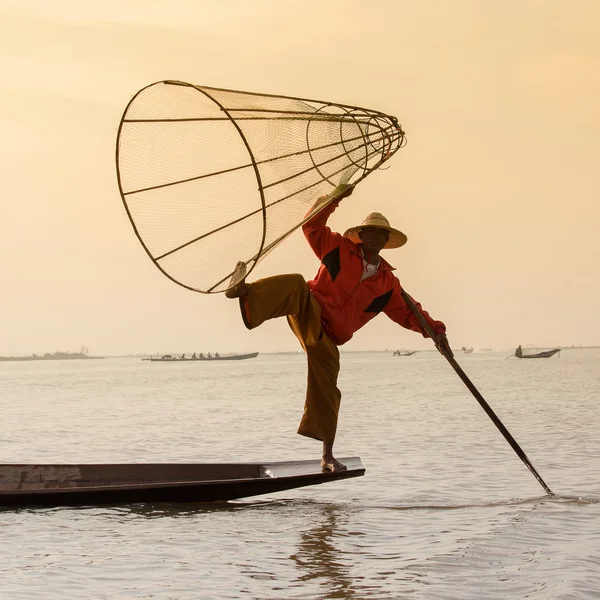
<box><xmin>0</xmin><ymin>457</ymin><xmax>365</xmax><ymax>508</ymax></box>
<box><xmin>146</xmin><ymin>352</ymin><xmax>259</xmax><ymax>362</ymax></box>
<box><xmin>518</xmin><ymin>349</ymin><xmax>560</xmax><ymax>359</ymax></box>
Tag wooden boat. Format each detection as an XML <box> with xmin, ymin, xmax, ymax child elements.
<box><xmin>0</xmin><ymin>457</ymin><xmax>365</xmax><ymax>508</ymax></box>
<box><xmin>145</xmin><ymin>352</ymin><xmax>259</xmax><ymax>362</ymax></box>
<box><xmin>516</xmin><ymin>348</ymin><xmax>561</xmax><ymax>359</ymax></box>
<box><xmin>392</xmin><ymin>350</ymin><xmax>417</xmax><ymax>356</ymax></box>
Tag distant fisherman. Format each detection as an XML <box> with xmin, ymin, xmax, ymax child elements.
<box><xmin>226</xmin><ymin>186</ymin><xmax>451</xmax><ymax>471</ymax></box>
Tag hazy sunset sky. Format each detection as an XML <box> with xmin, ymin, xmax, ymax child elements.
<box><xmin>1</xmin><ymin>0</ymin><xmax>598</xmax><ymax>355</ymax></box>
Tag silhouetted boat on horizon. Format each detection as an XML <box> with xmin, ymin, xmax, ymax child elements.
<box><xmin>514</xmin><ymin>345</ymin><xmax>560</xmax><ymax>359</ymax></box>
<box><xmin>143</xmin><ymin>352</ymin><xmax>259</xmax><ymax>362</ymax></box>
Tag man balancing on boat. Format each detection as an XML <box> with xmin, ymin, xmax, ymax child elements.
<box><xmin>225</xmin><ymin>185</ymin><xmax>451</xmax><ymax>472</ymax></box>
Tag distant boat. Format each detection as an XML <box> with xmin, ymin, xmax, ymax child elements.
<box><xmin>0</xmin><ymin>457</ymin><xmax>365</xmax><ymax>508</ymax></box>
<box><xmin>144</xmin><ymin>352</ymin><xmax>259</xmax><ymax>362</ymax></box>
<box><xmin>514</xmin><ymin>345</ymin><xmax>560</xmax><ymax>359</ymax></box>
<box><xmin>392</xmin><ymin>350</ymin><xmax>417</xmax><ymax>356</ymax></box>
<box><xmin>461</xmin><ymin>346</ymin><xmax>474</xmax><ymax>353</ymax></box>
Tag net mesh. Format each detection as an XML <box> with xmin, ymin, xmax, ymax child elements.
<box><xmin>116</xmin><ymin>80</ymin><xmax>406</xmax><ymax>293</ymax></box>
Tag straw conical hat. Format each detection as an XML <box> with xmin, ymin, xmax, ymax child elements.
<box><xmin>343</xmin><ymin>212</ymin><xmax>407</xmax><ymax>249</ymax></box>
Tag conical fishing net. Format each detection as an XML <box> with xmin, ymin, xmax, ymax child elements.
<box><xmin>116</xmin><ymin>80</ymin><xmax>405</xmax><ymax>293</ymax></box>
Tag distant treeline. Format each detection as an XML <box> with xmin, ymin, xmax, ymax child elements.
<box><xmin>0</xmin><ymin>350</ymin><xmax>104</xmax><ymax>361</ymax></box>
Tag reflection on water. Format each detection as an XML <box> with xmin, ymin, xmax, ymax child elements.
<box><xmin>291</xmin><ymin>502</ymin><xmax>358</xmax><ymax>599</ymax></box>
<box><xmin>118</xmin><ymin>498</ymin><xmax>284</xmax><ymax>518</ymax></box>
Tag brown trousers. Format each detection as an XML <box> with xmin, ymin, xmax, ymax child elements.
<box><xmin>238</xmin><ymin>274</ymin><xmax>341</xmax><ymax>445</ymax></box>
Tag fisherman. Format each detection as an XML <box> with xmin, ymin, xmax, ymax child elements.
<box><xmin>225</xmin><ymin>185</ymin><xmax>450</xmax><ymax>471</ymax></box>
<box><xmin>515</xmin><ymin>345</ymin><xmax>523</xmax><ymax>358</ymax></box>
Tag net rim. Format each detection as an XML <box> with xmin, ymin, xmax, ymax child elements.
<box><xmin>116</xmin><ymin>80</ymin><xmax>266</xmax><ymax>293</ymax></box>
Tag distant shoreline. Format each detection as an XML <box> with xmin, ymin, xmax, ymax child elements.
<box><xmin>0</xmin><ymin>353</ymin><xmax>105</xmax><ymax>362</ymax></box>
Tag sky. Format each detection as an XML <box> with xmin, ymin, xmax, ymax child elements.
<box><xmin>1</xmin><ymin>0</ymin><xmax>599</xmax><ymax>355</ymax></box>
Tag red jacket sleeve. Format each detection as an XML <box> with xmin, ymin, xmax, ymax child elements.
<box><xmin>384</xmin><ymin>280</ymin><xmax>446</xmax><ymax>338</ymax></box>
<box><xmin>302</xmin><ymin>199</ymin><xmax>345</xmax><ymax>260</ymax></box>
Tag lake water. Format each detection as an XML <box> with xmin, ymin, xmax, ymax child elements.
<box><xmin>1</xmin><ymin>349</ymin><xmax>599</xmax><ymax>599</ymax></box>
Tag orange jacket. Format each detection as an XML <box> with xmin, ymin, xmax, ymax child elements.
<box><xmin>302</xmin><ymin>200</ymin><xmax>446</xmax><ymax>346</ymax></box>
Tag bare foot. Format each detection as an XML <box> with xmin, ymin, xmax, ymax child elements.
<box><xmin>321</xmin><ymin>455</ymin><xmax>347</xmax><ymax>472</ymax></box>
<box><xmin>225</xmin><ymin>261</ymin><xmax>248</xmax><ymax>298</ymax></box>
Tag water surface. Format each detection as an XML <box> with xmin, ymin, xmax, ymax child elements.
<box><xmin>1</xmin><ymin>349</ymin><xmax>599</xmax><ymax>598</ymax></box>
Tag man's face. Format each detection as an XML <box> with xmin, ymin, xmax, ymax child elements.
<box><xmin>359</xmin><ymin>227</ymin><xmax>389</xmax><ymax>253</ymax></box>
